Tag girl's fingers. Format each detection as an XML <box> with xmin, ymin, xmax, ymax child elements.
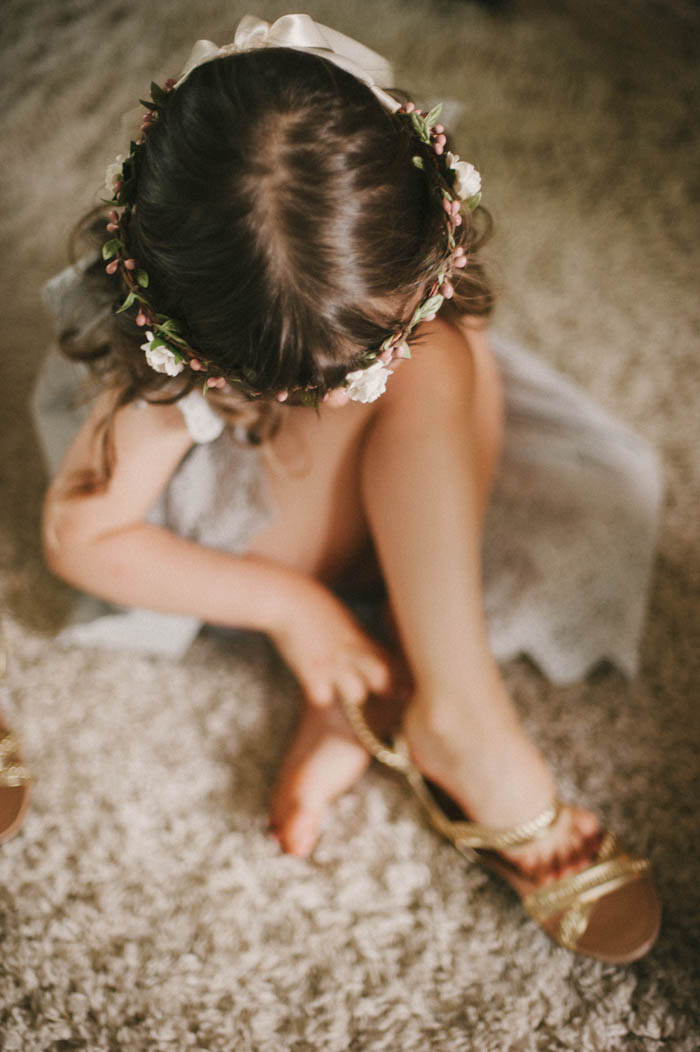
<box><xmin>302</xmin><ymin>670</ymin><xmax>335</xmax><ymax>708</ymax></box>
<box><xmin>334</xmin><ymin>668</ymin><xmax>368</xmax><ymax>709</ymax></box>
<box><xmin>297</xmin><ymin>633</ymin><xmax>393</xmax><ymax>711</ymax></box>
<box><xmin>355</xmin><ymin>652</ymin><xmax>392</xmax><ymax>694</ymax></box>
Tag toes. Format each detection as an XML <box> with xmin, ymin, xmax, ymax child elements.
<box><xmin>506</xmin><ymin>806</ymin><xmax>603</xmax><ymax>884</ymax></box>
<box><xmin>575</xmin><ymin>807</ymin><xmax>601</xmax><ymax>839</ymax></box>
<box><xmin>273</xmin><ymin>807</ymin><xmax>322</xmax><ymax>857</ymax></box>
<box><xmin>508</xmin><ymin>844</ymin><xmax>541</xmax><ymax>879</ymax></box>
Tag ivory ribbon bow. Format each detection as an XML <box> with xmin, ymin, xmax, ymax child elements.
<box><xmin>174</xmin><ymin>12</ymin><xmax>400</xmax><ymax>112</ymax></box>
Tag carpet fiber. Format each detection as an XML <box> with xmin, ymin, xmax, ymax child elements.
<box><xmin>1</xmin><ymin>1</ymin><xmax>699</xmax><ymax>1049</ymax></box>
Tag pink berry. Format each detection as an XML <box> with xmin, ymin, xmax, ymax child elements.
<box><xmin>124</xmin><ymin>258</ymin><xmax>136</xmax><ymax>270</ymax></box>
<box><xmin>434</xmin><ymin>124</ymin><xmax>444</xmax><ymax>134</ymax></box>
<box><xmin>454</xmin><ymin>255</ymin><xmax>468</xmax><ymax>268</ymax></box>
<box><xmin>405</xmin><ymin>101</ymin><xmax>415</xmax><ymax>113</ymax></box>
<box><xmin>442</xmin><ymin>198</ymin><xmax>453</xmax><ymax>214</ymax></box>
<box><xmin>435</xmin><ymin>133</ymin><xmax>447</xmax><ymax>147</ymax></box>
<box><xmin>433</xmin><ymin>143</ymin><xmax>444</xmax><ymax>156</ymax></box>
<box><xmin>324</xmin><ymin>387</ymin><xmax>351</xmax><ymax>407</ymax></box>
<box><xmin>109</xmin><ymin>210</ymin><xmax>119</xmax><ymax>223</ymax></box>
<box><xmin>106</xmin><ymin>222</ymin><xmax>119</xmax><ymax>233</ymax></box>
<box><xmin>105</xmin><ymin>260</ymin><xmax>119</xmax><ymax>275</ymax></box>
<box><xmin>441</xmin><ymin>281</ymin><xmax>454</xmax><ymax>299</ymax></box>
<box><xmin>276</xmin><ymin>390</ymin><xmax>289</xmax><ymax>402</ymax></box>
<box><xmin>455</xmin><ymin>214</ymin><xmax>463</xmax><ymax>226</ymax></box>
<box><xmin>136</xmin><ymin>311</ymin><xmax>148</xmax><ymax>326</ymax></box>
<box><xmin>189</xmin><ymin>359</ymin><xmax>202</xmax><ymax>371</ymax></box>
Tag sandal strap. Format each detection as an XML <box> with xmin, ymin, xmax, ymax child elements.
<box><xmin>524</xmin><ymin>846</ymin><xmax>650</xmax><ymax>950</ymax></box>
<box><xmin>0</xmin><ymin>762</ymin><xmax>31</xmax><ymax>788</ymax></box>
<box><xmin>340</xmin><ymin>697</ymin><xmax>561</xmax><ymax>850</ymax></box>
<box><xmin>0</xmin><ymin>730</ymin><xmax>21</xmax><ymax>760</ymax></box>
<box><xmin>340</xmin><ymin>697</ymin><xmax>412</xmax><ymax>772</ymax></box>
<box><xmin>0</xmin><ymin>731</ymin><xmax>31</xmax><ymax>786</ymax></box>
<box><xmin>402</xmin><ymin>751</ymin><xmax>561</xmax><ymax>851</ymax></box>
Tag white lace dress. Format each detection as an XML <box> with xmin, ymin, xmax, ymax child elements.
<box><xmin>34</xmin><ymin>262</ymin><xmax>662</xmax><ymax>684</ymax></box>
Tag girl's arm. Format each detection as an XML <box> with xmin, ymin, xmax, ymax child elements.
<box><xmin>43</xmin><ymin>394</ymin><xmax>390</xmax><ymax>704</ymax></box>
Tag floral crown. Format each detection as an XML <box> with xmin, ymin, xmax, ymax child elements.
<box><xmin>102</xmin><ymin>16</ymin><xmax>482</xmax><ymax>405</ymax></box>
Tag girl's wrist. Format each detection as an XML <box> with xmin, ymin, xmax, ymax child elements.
<box><xmin>241</xmin><ymin>557</ymin><xmax>327</xmax><ymax>639</ymax></box>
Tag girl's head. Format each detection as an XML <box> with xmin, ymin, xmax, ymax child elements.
<box><xmin>68</xmin><ymin>26</ymin><xmax>492</xmax><ymax>438</ymax></box>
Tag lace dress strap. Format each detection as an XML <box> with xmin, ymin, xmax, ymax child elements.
<box><xmin>175</xmin><ymin>390</ymin><xmax>226</xmax><ymax>444</ymax></box>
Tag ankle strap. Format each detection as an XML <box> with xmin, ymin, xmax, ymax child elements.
<box><xmin>340</xmin><ymin>695</ymin><xmax>561</xmax><ymax>851</ymax></box>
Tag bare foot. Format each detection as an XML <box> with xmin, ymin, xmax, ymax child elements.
<box><xmin>269</xmin><ymin>688</ymin><xmax>408</xmax><ymax>856</ymax></box>
<box><xmin>269</xmin><ymin>701</ymin><xmax>370</xmax><ymax>856</ymax></box>
<box><xmin>403</xmin><ymin>698</ymin><xmax>602</xmax><ymax>885</ymax></box>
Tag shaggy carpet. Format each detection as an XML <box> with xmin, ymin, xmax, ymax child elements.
<box><xmin>1</xmin><ymin>1</ymin><xmax>699</xmax><ymax>1049</ymax></box>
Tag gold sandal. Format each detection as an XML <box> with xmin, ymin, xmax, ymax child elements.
<box><xmin>341</xmin><ymin>697</ymin><xmax>660</xmax><ymax>963</ymax></box>
<box><xmin>0</xmin><ymin>728</ymin><xmax>32</xmax><ymax>844</ymax></box>
<box><xmin>0</xmin><ymin>633</ymin><xmax>32</xmax><ymax>844</ymax></box>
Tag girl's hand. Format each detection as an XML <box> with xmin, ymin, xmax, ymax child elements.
<box><xmin>268</xmin><ymin>580</ymin><xmax>393</xmax><ymax>709</ymax></box>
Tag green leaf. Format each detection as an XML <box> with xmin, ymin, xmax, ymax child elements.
<box><xmin>136</xmin><ymin>270</ymin><xmax>149</xmax><ymax>288</ymax></box>
<box><xmin>412</xmin><ymin>155</ymin><xmax>425</xmax><ymax>170</ymax></box>
<box><xmin>467</xmin><ymin>192</ymin><xmax>482</xmax><ymax>211</ymax></box>
<box><xmin>139</xmin><ymin>97</ymin><xmax>159</xmax><ymax>112</ymax></box>
<box><xmin>115</xmin><ymin>291</ymin><xmax>136</xmax><ymax>314</ymax></box>
<box><xmin>150</xmin><ymin>81</ymin><xmax>168</xmax><ymax>108</ymax></box>
<box><xmin>150</xmin><ymin>336</ymin><xmax>166</xmax><ymax>351</ymax></box>
<box><xmin>412</xmin><ymin>294</ymin><xmax>444</xmax><ymax>324</ymax></box>
<box><xmin>425</xmin><ymin>103</ymin><xmax>443</xmax><ymax>129</ymax></box>
<box><xmin>410</xmin><ymin>112</ymin><xmax>429</xmax><ymax>143</ymax></box>
<box><xmin>102</xmin><ymin>239</ymin><xmax>120</xmax><ymax>261</ymax></box>
<box><xmin>159</xmin><ymin>319</ymin><xmax>182</xmax><ymax>337</ymax></box>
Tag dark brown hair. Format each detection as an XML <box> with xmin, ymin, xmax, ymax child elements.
<box><xmin>62</xmin><ymin>47</ymin><xmax>493</xmax><ymax>488</ymax></box>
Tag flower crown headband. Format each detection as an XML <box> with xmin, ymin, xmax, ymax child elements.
<box><xmin>102</xmin><ymin>13</ymin><xmax>482</xmax><ymax>405</ymax></box>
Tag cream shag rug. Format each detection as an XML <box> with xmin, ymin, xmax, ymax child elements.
<box><xmin>1</xmin><ymin>1</ymin><xmax>699</xmax><ymax>1049</ymax></box>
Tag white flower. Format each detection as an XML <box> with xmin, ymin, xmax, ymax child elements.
<box><xmin>141</xmin><ymin>332</ymin><xmax>184</xmax><ymax>376</ymax></box>
<box><xmin>104</xmin><ymin>155</ymin><xmax>125</xmax><ymax>198</ymax></box>
<box><xmin>345</xmin><ymin>360</ymin><xmax>392</xmax><ymax>403</ymax></box>
<box><xmin>446</xmin><ymin>153</ymin><xmax>481</xmax><ymax>200</ymax></box>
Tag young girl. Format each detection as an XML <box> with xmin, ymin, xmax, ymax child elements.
<box><xmin>37</xmin><ymin>14</ymin><xmax>661</xmax><ymax>963</ymax></box>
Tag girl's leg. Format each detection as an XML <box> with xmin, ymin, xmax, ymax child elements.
<box><xmin>357</xmin><ymin>322</ymin><xmax>601</xmax><ymax>877</ymax></box>
<box><xmin>270</xmin><ymin>319</ymin><xmax>600</xmax><ymax>873</ymax></box>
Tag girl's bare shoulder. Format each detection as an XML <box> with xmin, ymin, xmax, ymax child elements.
<box><xmin>381</xmin><ymin>313</ymin><xmax>483</xmax><ymax>411</ymax></box>
<box><xmin>48</xmin><ymin>390</ymin><xmax>194</xmax><ymax>510</ymax></box>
